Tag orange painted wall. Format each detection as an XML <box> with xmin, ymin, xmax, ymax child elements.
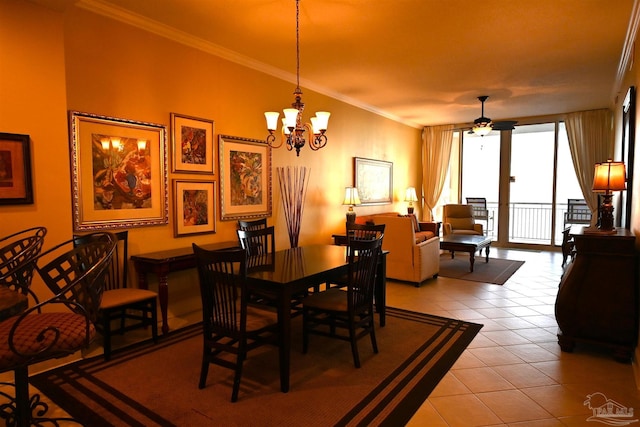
<box><xmin>0</xmin><ymin>0</ymin><xmax>420</xmax><ymax>318</ymax></box>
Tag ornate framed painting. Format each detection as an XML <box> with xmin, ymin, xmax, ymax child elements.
<box><xmin>170</xmin><ymin>113</ymin><xmax>214</xmax><ymax>174</ymax></box>
<box><xmin>173</xmin><ymin>179</ymin><xmax>216</xmax><ymax>237</ymax></box>
<box><xmin>218</xmin><ymin>134</ymin><xmax>272</xmax><ymax>220</ymax></box>
<box><xmin>69</xmin><ymin>111</ymin><xmax>168</xmax><ymax>231</ymax></box>
<box><xmin>354</xmin><ymin>157</ymin><xmax>393</xmax><ymax>205</ymax></box>
<box><xmin>0</xmin><ymin>132</ymin><xmax>33</xmax><ymax>205</ymax></box>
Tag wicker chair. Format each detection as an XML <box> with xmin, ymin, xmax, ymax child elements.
<box><xmin>0</xmin><ymin>232</ymin><xmax>115</xmax><ymax>426</ymax></box>
<box><xmin>0</xmin><ymin>227</ymin><xmax>47</xmax><ymax>307</ymax></box>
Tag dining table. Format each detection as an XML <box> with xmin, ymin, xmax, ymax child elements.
<box><xmin>245</xmin><ymin>244</ymin><xmax>387</xmax><ymax>393</ymax></box>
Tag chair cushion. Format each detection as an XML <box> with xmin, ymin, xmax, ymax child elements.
<box><xmin>448</xmin><ymin>217</ymin><xmax>475</xmax><ymax>230</ymax></box>
<box><xmin>0</xmin><ymin>312</ymin><xmax>95</xmax><ymax>369</ymax></box>
<box><xmin>100</xmin><ymin>288</ymin><xmax>157</xmax><ymax>310</ymax></box>
<box><xmin>245</xmin><ymin>304</ymin><xmax>278</xmax><ymax>332</ymax></box>
<box><xmin>303</xmin><ymin>288</ymin><xmax>347</xmax><ymax>312</ymax></box>
<box><xmin>415</xmin><ymin>231</ymin><xmax>435</xmax><ymax>244</ymax></box>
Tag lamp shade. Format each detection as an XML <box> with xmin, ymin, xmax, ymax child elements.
<box><xmin>592</xmin><ymin>160</ymin><xmax>626</xmax><ymax>192</ymax></box>
<box><xmin>404</xmin><ymin>187</ymin><xmax>418</xmax><ymax>203</ymax></box>
<box><xmin>342</xmin><ymin>187</ymin><xmax>361</xmax><ymax>206</ymax></box>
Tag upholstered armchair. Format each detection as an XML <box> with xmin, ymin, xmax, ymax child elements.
<box><xmin>442</xmin><ymin>204</ymin><xmax>484</xmax><ymax>236</ymax></box>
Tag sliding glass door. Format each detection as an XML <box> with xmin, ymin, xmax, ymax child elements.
<box><xmin>457</xmin><ymin>121</ymin><xmax>585</xmax><ymax>249</ymax></box>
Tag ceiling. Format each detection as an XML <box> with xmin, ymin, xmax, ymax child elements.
<box><xmin>36</xmin><ymin>0</ymin><xmax>636</xmax><ymax>128</ymax></box>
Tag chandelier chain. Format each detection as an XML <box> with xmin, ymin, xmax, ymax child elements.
<box><xmin>296</xmin><ymin>0</ymin><xmax>300</xmax><ymax>89</ymax></box>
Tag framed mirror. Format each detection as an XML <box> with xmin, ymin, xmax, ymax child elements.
<box><xmin>619</xmin><ymin>86</ymin><xmax>635</xmax><ymax>229</ymax></box>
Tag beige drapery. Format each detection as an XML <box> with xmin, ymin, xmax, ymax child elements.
<box><xmin>421</xmin><ymin>125</ymin><xmax>454</xmax><ymax>221</ymax></box>
<box><xmin>564</xmin><ymin>109</ymin><xmax>614</xmax><ymax>223</ymax></box>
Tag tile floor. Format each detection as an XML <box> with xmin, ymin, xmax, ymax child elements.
<box><xmin>394</xmin><ymin>248</ymin><xmax>640</xmax><ymax>427</ymax></box>
<box><xmin>3</xmin><ymin>248</ymin><xmax>640</xmax><ymax>426</ymax></box>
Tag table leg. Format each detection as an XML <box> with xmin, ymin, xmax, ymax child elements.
<box><xmin>469</xmin><ymin>250</ymin><xmax>476</xmax><ymax>272</ymax></box>
<box><xmin>136</xmin><ymin>262</ymin><xmax>170</xmax><ymax>336</ymax></box>
<box><xmin>375</xmin><ymin>252</ymin><xmax>387</xmax><ymax>327</ymax></box>
<box><xmin>278</xmin><ymin>290</ymin><xmax>291</xmax><ymax>393</ymax></box>
<box><xmin>157</xmin><ymin>270</ymin><xmax>170</xmax><ymax>335</ymax></box>
<box><xmin>485</xmin><ymin>244</ymin><xmax>490</xmax><ymax>262</ymax></box>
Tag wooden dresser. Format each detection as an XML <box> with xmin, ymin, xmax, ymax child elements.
<box><xmin>555</xmin><ymin>225</ymin><xmax>638</xmax><ymax>361</ymax></box>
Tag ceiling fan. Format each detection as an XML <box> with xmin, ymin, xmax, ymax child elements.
<box><xmin>470</xmin><ymin>95</ymin><xmax>517</xmax><ymax>136</ymax></box>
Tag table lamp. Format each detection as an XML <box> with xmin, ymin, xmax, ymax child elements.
<box><xmin>342</xmin><ymin>187</ymin><xmax>361</xmax><ymax>224</ymax></box>
<box><xmin>592</xmin><ymin>159</ymin><xmax>626</xmax><ymax>231</ymax></box>
<box><xmin>404</xmin><ymin>187</ymin><xmax>418</xmax><ymax>214</ymax></box>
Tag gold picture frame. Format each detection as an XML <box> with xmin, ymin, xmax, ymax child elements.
<box><xmin>354</xmin><ymin>157</ymin><xmax>393</xmax><ymax>205</ymax></box>
<box><xmin>218</xmin><ymin>134</ymin><xmax>272</xmax><ymax>220</ymax></box>
<box><xmin>170</xmin><ymin>113</ymin><xmax>215</xmax><ymax>174</ymax></box>
<box><xmin>173</xmin><ymin>179</ymin><xmax>216</xmax><ymax>237</ymax></box>
<box><xmin>69</xmin><ymin>111</ymin><xmax>168</xmax><ymax>231</ymax></box>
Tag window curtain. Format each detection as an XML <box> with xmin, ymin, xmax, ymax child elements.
<box><xmin>564</xmin><ymin>109</ymin><xmax>614</xmax><ymax>224</ymax></box>
<box><xmin>421</xmin><ymin>124</ymin><xmax>454</xmax><ymax>221</ymax></box>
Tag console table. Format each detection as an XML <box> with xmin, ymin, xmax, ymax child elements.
<box><xmin>131</xmin><ymin>240</ymin><xmax>238</xmax><ymax>334</ymax></box>
<box><xmin>555</xmin><ymin>226</ymin><xmax>638</xmax><ymax>361</ymax></box>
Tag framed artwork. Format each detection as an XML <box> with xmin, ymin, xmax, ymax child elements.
<box><xmin>0</xmin><ymin>133</ymin><xmax>33</xmax><ymax>205</ymax></box>
<box><xmin>170</xmin><ymin>113</ymin><xmax>214</xmax><ymax>174</ymax></box>
<box><xmin>173</xmin><ymin>179</ymin><xmax>216</xmax><ymax>237</ymax></box>
<box><xmin>619</xmin><ymin>86</ymin><xmax>635</xmax><ymax>230</ymax></box>
<box><xmin>219</xmin><ymin>134</ymin><xmax>272</xmax><ymax>220</ymax></box>
<box><xmin>69</xmin><ymin>111</ymin><xmax>168</xmax><ymax>231</ymax></box>
<box><xmin>354</xmin><ymin>157</ymin><xmax>393</xmax><ymax>205</ymax></box>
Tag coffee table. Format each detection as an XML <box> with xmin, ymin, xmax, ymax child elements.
<box><xmin>440</xmin><ymin>234</ymin><xmax>491</xmax><ymax>272</ymax></box>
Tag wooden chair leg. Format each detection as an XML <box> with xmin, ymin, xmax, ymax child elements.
<box><xmin>199</xmin><ymin>348</ymin><xmax>210</xmax><ymax>389</ymax></box>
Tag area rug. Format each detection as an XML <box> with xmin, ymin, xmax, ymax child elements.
<box><xmin>439</xmin><ymin>254</ymin><xmax>525</xmax><ymax>285</ymax></box>
<box><xmin>30</xmin><ymin>307</ymin><xmax>482</xmax><ymax>427</ymax></box>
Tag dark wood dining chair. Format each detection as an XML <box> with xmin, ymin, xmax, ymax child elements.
<box><xmin>74</xmin><ymin>230</ymin><xmax>158</xmax><ymax>360</ymax></box>
<box><xmin>0</xmin><ymin>232</ymin><xmax>115</xmax><ymax>426</ymax></box>
<box><xmin>192</xmin><ymin>244</ymin><xmax>278</xmax><ymax>402</ymax></box>
<box><xmin>302</xmin><ymin>236</ymin><xmax>383</xmax><ymax>368</ymax></box>
<box><xmin>237</xmin><ymin>217</ymin><xmax>267</xmax><ymax>231</ymax></box>
<box><xmin>237</xmin><ymin>226</ymin><xmax>307</xmax><ymax>312</ymax></box>
<box><xmin>328</xmin><ymin>222</ymin><xmax>385</xmax><ymax>290</ymax></box>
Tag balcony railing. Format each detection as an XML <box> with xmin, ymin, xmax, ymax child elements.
<box><xmin>479</xmin><ymin>202</ymin><xmax>593</xmax><ymax>245</ymax></box>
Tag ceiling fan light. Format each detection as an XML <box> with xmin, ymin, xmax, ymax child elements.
<box><xmin>472</xmin><ymin>124</ymin><xmax>493</xmax><ymax>136</ymax></box>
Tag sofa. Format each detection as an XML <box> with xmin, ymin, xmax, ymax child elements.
<box><xmin>354</xmin><ymin>212</ymin><xmax>440</xmax><ymax>286</ymax></box>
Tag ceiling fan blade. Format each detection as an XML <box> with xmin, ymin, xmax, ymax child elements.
<box><xmin>492</xmin><ymin>120</ymin><xmax>518</xmax><ymax>131</ymax></box>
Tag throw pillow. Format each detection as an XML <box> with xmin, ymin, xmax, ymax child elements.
<box><xmin>399</xmin><ymin>214</ymin><xmax>420</xmax><ymax>232</ymax></box>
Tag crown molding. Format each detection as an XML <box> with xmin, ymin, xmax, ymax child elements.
<box><xmin>615</xmin><ymin>0</ymin><xmax>640</xmax><ymax>96</ymax></box>
<box><xmin>76</xmin><ymin>0</ymin><xmax>422</xmax><ymax>129</ymax></box>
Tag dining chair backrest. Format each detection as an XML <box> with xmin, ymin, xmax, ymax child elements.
<box><xmin>346</xmin><ymin>222</ymin><xmax>385</xmax><ymax>243</ymax></box>
<box><xmin>237</xmin><ymin>226</ymin><xmax>275</xmax><ymax>257</ymax></box>
<box><xmin>36</xmin><ymin>232</ymin><xmax>116</xmax><ymax>323</ymax></box>
<box><xmin>0</xmin><ymin>226</ymin><xmax>47</xmax><ymax>296</ymax></box>
<box><xmin>347</xmin><ymin>237</ymin><xmax>383</xmax><ymax>312</ymax></box>
<box><xmin>193</xmin><ymin>244</ymin><xmax>247</xmax><ymax>337</ymax></box>
<box><xmin>74</xmin><ymin>230</ymin><xmax>128</xmax><ymax>292</ymax></box>
<box><xmin>237</xmin><ymin>218</ymin><xmax>267</xmax><ymax>231</ymax></box>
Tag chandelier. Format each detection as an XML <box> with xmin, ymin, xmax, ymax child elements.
<box><xmin>264</xmin><ymin>0</ymin><xmax>330</xmax><ymax>156</ymax></box>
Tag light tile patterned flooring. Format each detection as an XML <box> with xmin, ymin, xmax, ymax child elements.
<box><xmin>393</xmin><ymin>248</ymin><xmax>640</xmax><ymax>427</ymax></box>
<box><xmin>4</xmin><ymin>248</ymin><xmax>640</xmax><ymax>426</ymax></box>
